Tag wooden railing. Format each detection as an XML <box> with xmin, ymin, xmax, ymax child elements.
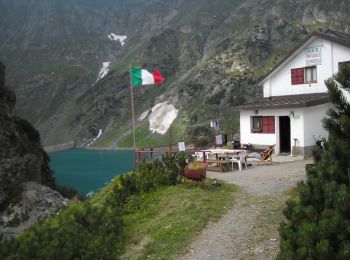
<box><xmin>133</xmin><ymin>145</ymin><xmax>207</xmax><ymax>166</ymax></box>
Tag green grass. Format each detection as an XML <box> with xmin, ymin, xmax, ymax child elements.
<box><xmin>117</xmin><ymin>122</ymin><xmax>188</xmax><ymax>148</ymax></box>
<box><xmin>91</xmin><ymin>128</ymin><xmax>124</xmax><ymax>148</ymax></box>
<box><xmin>121</xmin><ymin>180</ymin><xmax>237</xmax><ymax>259</ymax></box>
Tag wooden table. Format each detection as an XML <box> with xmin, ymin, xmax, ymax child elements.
<box><xmin>202</xmin><ymin>149</ymin><xmax>246</xmax><ymax>172</ymax></box>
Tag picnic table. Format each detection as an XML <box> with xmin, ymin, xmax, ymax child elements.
<box><xmin>200</xmin><ymin>149</ymin><xmax>246</xmax><ymax>172</ymax></box>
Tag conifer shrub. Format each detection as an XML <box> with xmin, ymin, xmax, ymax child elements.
<box><xmin>0</xmin><ymin>202</ymin><xmax>123</xmax><ymax>259</ymax></box>
<box><xmin>278</xmin><ymin>65</ymin><xmax>350</xmax><ymax>259</ymax></box>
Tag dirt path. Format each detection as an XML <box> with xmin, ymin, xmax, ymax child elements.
<box><xmin>180</xmin><ymin>160</ymin><xmax>310</xmax><ymax>260</ymax></box>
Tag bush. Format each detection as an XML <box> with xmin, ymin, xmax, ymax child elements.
<box><xmin>54</xmin><ymin>184</ymin><xmax>85</xmax><ymax>200</ymax></box>
<box><xmin>0</xmin><ymin>202</ymin><xmax>123</xmax><ymax>259</ymax></box>
<box><xmin>108</xmin><ymin>153</ymin><xmax>191</xmax><ymax>209</ymax></box>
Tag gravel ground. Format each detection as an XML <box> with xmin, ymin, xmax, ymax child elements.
<box><xmin>207</xmin><ymin>160</ymin><xmax>309</xmax><ymax>196</ymax></box>
<box><xmin>180</xmin><ymin>159</ymin><xmax>311</xmax><ymax>260</ymax></box>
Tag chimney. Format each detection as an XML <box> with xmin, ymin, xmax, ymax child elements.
<box><xmin>0</xmin><ymin>62</ymin><xmax>5</xmax><ymax>88</ymax></box>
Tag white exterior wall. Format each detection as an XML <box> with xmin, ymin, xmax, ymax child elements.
<box><xmin>263</xmin><ymin>38</ymin><xmax>350</xmax><ymax>98</ymax></box>
<box><xmin>240</xmin><ymin>110</ymin><xmax>278</xmax><ymax>148</ymax></box>
<box><xmin>303</xmin><ymin>103</ymin><xmax>330</xmax><ymax>147</ymax></box>
<box><xmin>240</xmin><ymin>105</ymin><xmax>328</xmax><ymax>154</ymax></box>
<box><xmin>240</xmin><ymin>108</ymin><xmax>304</xmax><ymax>154</ymax></box>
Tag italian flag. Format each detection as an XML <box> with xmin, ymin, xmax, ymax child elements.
<box><xmin>131</xmin><ymin>66</ymin><xmax>165</xmax><ymax>87</ymax></box>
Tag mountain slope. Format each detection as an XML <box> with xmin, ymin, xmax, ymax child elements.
<box><xmin>1</xmin><ymin>0</ymin><xmax>349</xmax><ymax>146</ymax></box>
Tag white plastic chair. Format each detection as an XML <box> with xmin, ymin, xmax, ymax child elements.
<box><xmin>230</xmin><ymin>152</ymin><xmax>248</xmax><ymax>172</ymax></box>
<box><xmin>194</xmin><ymin>152</ymin><xmax>204</xmax><ymax>161</ymax></box>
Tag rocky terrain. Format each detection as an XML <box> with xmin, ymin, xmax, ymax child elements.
<box><xmin>0</xmin><ymin>63</ymin><xmax>67</xmax><ymax>236</ymax></box>
<box><xmin>0</xmin><ymin>182</ymin><xmax>68</xmax><ymax>237</ymax></box>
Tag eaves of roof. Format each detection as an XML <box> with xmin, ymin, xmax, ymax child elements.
<box><xmin>232</xmin><ymin>93</ymin><xmax>329</xmax><ymax>111</ymax></box>
<box><xmin>258</xmin><ymin>31</ymin><xmax>350</xmax><ymax>85</ymax></box>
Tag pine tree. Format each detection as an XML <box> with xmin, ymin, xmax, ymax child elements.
<box><xmin>278</xmin><ymin>64</ymin><xmax>350</xmax><ymax>259</ymax></box>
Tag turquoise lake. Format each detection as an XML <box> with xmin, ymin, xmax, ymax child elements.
<box><xmin>49</xmin><ymin>149</ymin><xmax>134</xmax><ymax>195</ymax></box>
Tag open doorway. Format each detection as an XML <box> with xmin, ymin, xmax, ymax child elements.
<box><xmin>279</xmin><ymin>116</ymin><xmax>291</xmax><ymax>153</ymax></box>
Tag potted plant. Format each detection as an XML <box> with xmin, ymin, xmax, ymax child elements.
<box><xmin>183</xmin><ymin>161</ymin><xmax>208</xmax><ymax>183</ymax></box>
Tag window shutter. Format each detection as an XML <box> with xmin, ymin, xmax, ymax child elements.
<box><xmin>291</xmin><ymin>69</ymin><xmax>297</xmax><ymax>84</ymax></box>
<box><xmin>262</xmin><ymin>117</ymin><xmax>269</xmax><ymax>133</ymax></box>
<box><xmin>269</xmin><ymin>117</ymin><xmax>275</xmax><ymax>133</ymax></box>
<box><xmin>291</xmin><ymin>68</ymin><xmax>305</xmax><ymax>85</ymax></box>
<box><xmin>262</xmin><ymin>116</ymin><xmax>275</xmax><ymax>133</ymax></box>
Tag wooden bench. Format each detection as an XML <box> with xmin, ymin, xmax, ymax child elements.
<box><xmin>206</xmin><ymin>160</ymin><xmax>231</xmax><ymax>172</ymax></box>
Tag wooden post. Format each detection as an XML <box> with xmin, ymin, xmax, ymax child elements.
<box><xmin>169</xmin><ymin>125</ymin><xmax>172</xmax><ymax>151</ymax></box>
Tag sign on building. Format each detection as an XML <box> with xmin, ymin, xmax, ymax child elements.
<box><xmin>305</xmin><ymin>46</ymin><xmax>322</xmax><ymax>66</ymax></box>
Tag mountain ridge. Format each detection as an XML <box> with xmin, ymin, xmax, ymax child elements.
<box><xmin>1</xmin><ymin>0</ymin><xmax>349</xmax><ymax>146</ymax></box>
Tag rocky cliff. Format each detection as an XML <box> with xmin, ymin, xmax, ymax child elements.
<box><xmin>0</xmin><ymin>63</ymin><xmax>66</xmax><ymax>236</ymax></box>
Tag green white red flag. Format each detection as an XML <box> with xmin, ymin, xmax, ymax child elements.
<box><xmin>131</xmin><ymin>66</ymin><xmax>165</xmax><ymax>87</ymax></box>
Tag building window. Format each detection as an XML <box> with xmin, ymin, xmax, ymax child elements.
<box><xmin>305</xmin><ymin>66</ymin><xmax>317</xmax><ymax>83</ymax></box>
<box><xmin>251</xmin><ymin>116</ymin><xmax>275</xmax><ymax>134</ymax></box>
<box><xmin>251</xmin><ymin>116</ymin><xmax>262</xmax><ymax>133</ymax></box>
<box><xmin>291</xmin><ymin>66</ymin><xmax>317</xmax><ymax>85</ymax></box>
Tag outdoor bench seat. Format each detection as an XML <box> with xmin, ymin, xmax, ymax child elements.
<box><xmin>206</xmin><ymin>160</ymin><xmax>231</xmax><ymax>172</ymax></box>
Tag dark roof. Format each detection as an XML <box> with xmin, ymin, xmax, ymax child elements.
<box><xmin>233</xmin><ymin>93</ymin><xmax>329</xmax><ymax>111</ymax></box>
<box><xmin>258</xmin><ymin>30</ymin><xmax>350</xmax><ymax>84</ymax></box>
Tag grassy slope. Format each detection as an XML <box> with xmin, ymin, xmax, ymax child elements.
<box><xmin>0</xmin><ymin>169</ymin><xmax>237</xmax><ymax>259</ymax></box>
<box><xmin>20</xmin><ymin>176</ymin><xmax>236</xmax><ymax>259</ymax></box>
<box><xmin>121</xmin><ymin>181</ymin><xmax>237</xmax><ymax>259</ymax></box>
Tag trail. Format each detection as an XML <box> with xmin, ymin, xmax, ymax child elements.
<box><xmin>180</xmin><ymin>160</ymin><xmax>309</xmax><ymax>260</ymax></box>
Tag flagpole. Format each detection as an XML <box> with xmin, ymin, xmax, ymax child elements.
<box><xmin>129</xmin><ymin>65</ymin><xmax>137</xmax><ymax>164</ymax></box>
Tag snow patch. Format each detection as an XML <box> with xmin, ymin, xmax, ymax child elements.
<box><xmin>149</xmin><ymin>102</ymin><xmax>178</xmax><ymax>135</ymax></box>
<box><xmin>108</xmin><ymin>33</ymin><xmax>127</xmax><ymax>46</ymax></box>
<box><xmin>88</xmin><ymin>129</ymin><xmax>103</xmax><ymax>146</ymax></box>
<box><xmin>96</xmin><ymin>62</ymin><xmax>111</xmax><ymax>82</ymax></box>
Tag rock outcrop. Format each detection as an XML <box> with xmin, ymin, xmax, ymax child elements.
<box><xmin>0</xmin><ymin>62</ymin><xmax>65</xmax><ymax>236</ymax></box>
<box><xmin>0</xmin><ymin>182</ymin><xmax>68</xmax><ymax>237</ymax></box>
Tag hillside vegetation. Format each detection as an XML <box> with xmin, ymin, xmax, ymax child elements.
<box><xmin>0</xmin><ymin>154</ymin><xmax>237</xmax><ymax>259</ymax></box>
<box><xmin>1</xmin><ymin>0</ymin><xmax>349</xmax><ymax>146</ymax></box>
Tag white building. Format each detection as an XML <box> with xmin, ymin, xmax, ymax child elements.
<box><xmin>237</xmin><ymin>30</ymin><xmax>350</xmax><ymax>156</ymax></box>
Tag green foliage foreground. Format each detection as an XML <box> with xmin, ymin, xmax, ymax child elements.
<box><xmin>278</xmin><ymin>65</ymin><xmax>350</xmax><ymax>259</ymax></box>
<box><xmin>0</xmin><ymin>153</ymin><xmax>236</xmax><ymax>259</ymax></box>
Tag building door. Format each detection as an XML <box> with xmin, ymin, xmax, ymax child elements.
<box><xmin>279</xmin><ymin>116</ymin><xmax>291</xmax><ymax>153</ymax></box>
